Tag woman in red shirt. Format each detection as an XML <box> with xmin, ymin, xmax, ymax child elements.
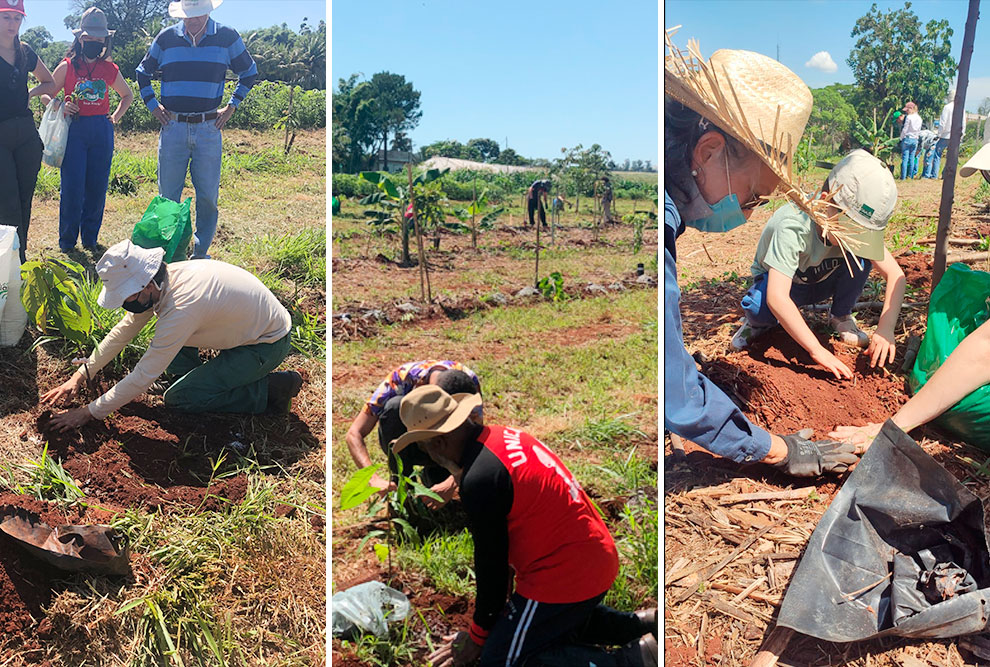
<box><xmin>46</xmin><ymin>7</ymin><xmax>132</xmax><ymax>252</ymax></box>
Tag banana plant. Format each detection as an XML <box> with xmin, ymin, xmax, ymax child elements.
<box><xmin>359</xmin><ymin>167</ymin><xmax>449</xmax><ymax>265</ymax></box>
<box><xmin>452</xmin><ymin>188</ymin><xmax>503</xmax><ymax>249</ymax></box>
<box><xmin>853</xmin><ymin>108</ymin><xmax>900</xmax><ymax>166</ymax></box>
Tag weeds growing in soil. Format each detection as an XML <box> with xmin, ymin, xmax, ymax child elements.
<box><xmin>397</xmin><ymin>530</ymin><xmax>476</xmax><ymax>596</ymax></box>
<box><xmin>1</xmin><ymin>442</ymin><xmax>85</xmax><ymax>506</ymax></box>
<box><xmin>565</xmin><ymin>414</ymin><xmax>645</xmax><ymax>447</ymax></box>
<box><xmin>228</xmin><ymin>228</ymin><xmax>326</xmax><ymax>288</ymax></box>
<box><xmin>606</xmin><ymin>497</ymin><xmax>659</xmax><ymax>611</ymax></box>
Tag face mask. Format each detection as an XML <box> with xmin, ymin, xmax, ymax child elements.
<box><xmin>82</xmin><ymin>41</ymin><xmax>104</xmax><ymax>59</ymax></box>
<box><xmin>684</xmin><ymin>152</ymin><xmax>749</xmax><ymax>233</ymax></box>
<box><xmin>122</xmin><ymin>278</ymin><xmax>161</xmax><ymax>314</ymax></box>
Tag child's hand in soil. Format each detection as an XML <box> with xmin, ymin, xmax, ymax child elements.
<box><xmin>868</xmin><ymin>329</ymin><xmax>896</xmax><ymax>368</ymax></box>
<box><xmin>811</xmin><ymin>347</ymin><xmax>853</xmax><ymax>380</ymax></box>
<box><xmin>828</xmin><ymin>423</ymin><xmax>882</xmax><ymax>453</ymax></box>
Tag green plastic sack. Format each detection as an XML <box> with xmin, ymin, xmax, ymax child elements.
<box><xmin>332</xmin><ymin>196</ymin><xmax>340</xmax><ymax>215</ymax></box>
<box><xmin>131</xmin><ymin>196</ymin><xmax>192</xmax><ymax>263</ymax></box>
<box><xmin>909</xmin><ymin>262</ymin><xmax>990</xmax><ymax>448</ymax></box>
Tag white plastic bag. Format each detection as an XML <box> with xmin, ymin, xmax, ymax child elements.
<box><xmin>330</xmin><ymin>581</ymin><xmax>410</xmax><ymax>638</ymax></box>
<box><xmin>39</xmin><ymin>98</ymin><xmax>70</xmax><ymax>169</ymax></box>
<box><xmin>0</xmin><ymin>226</ymin><xmax>25</xmax><ymax>346</ymax></box>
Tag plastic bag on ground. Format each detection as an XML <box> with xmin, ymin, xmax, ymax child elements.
<box><xmin>131</xmin><ymin>196</ymin><xmax>193</xmax><ymax>263</ymax></box>
<box><xmin>39</xmin><ymin>98</ymin><xmax>71</xmax><ymax>169</ymax></box>
<box><xmin>0</xmin><ymin>226</ymin><xmax>25</xmax><ymax>346</ymax></box>
<box><xmin>777</xmin><ymin>420</ymin><xmax>990</xmax><ymax>642</ymax></box>
<box><xmin>331</xmin><ymin>581</ymin><xmax>410</xmax><ymax>638</ymax></box>
<box><xmin>909</xmin><ymin>263</ymin><xmax>990</xmax><ymax>448</ymax></box>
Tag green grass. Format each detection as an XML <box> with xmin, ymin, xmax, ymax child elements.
<box><xmin>397</xmin><ymin>530</ymin><xmax>476</xmax><ymax>596</ymax></box>
<box><xmin>1</xmin><ymin>442</ymin><xmax>85</xmax><ymax>506</ymax></box>
<box><xmin>227</xmin><ymin>228</ymin><xmax>326</xmax><ymax>289</ymax></box>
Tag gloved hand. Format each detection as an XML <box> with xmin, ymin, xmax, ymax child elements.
<box><xmin>772</xmin><ymin>432</ymin><xmax>859</xmax><ymax>477</ymax></box>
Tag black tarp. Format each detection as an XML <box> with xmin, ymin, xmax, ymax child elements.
<box><xmin>777</xmin><ymin>420</ymin><xmax>990</xmax><ymax>642</ymax></box>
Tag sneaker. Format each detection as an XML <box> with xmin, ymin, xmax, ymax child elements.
<box><xmin>731</xmin><ymin>320</ymin><xmax>772</xmax><ymax>350</ymax></box>
<box><xmin>830</xmin><ymin>314</ymin><xmax>869</xmax><ymax>348</ymax></box>
<box><xmin>267</xmin><ymin>370</ymin><xmax>303</xmax><ymax>414</ymax></box>
<box><xmin>147</xmin><ymin>377</ymin><xmax>173</xmax><ymax>396</ymax></box>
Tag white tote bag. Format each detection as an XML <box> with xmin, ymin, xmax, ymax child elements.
<box><xmin>39</xmin><ymin>98</ymin><xmax>71</xmax><ymax>169</ymax></box>
<box><xmin>0</xmin><ymin>226</ymin><xmax>27</xmax><ymax>346</ymax></box>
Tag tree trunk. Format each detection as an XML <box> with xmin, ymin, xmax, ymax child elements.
<box><xmin>382</xmin><ymin>131</ymin><xmax>389</xmax><ymax>172</ymax></box>
<box><xmin>284</xmin><ymin>85</ymin><xmax>293</xmax><ymax>155</ymax></box>
<box><xmin>934</xmin><ymin>0</ymin><xmax>981</xmax><ymax>290</ymax></box>
<box><xmin>401</xmin><ymin>216</ymin><xmax>411</xmax><ymax>266</ymax></box>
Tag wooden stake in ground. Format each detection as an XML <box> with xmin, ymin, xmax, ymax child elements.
<box><xmin>407</xmin><ymin>164</ymin><xmax>432</xmax><ymax>302</ymax></box>
<box><xmin>471</xmin><ymin>176</ymin><xmax>478</xmax><ymax>250</ymax></box>
<box><xmin>534</xmin><ymin>199</ymin><xmax>542</xmax><ymax>289</ymax></box>
<box><xmin>749</xmin><ymin>627</ymin><xmax>794</xmax><ymax>667</ymax></box>
<box><xmin>933</xmin><ymin>0</ymin><xmax>981</xmax><ymax>289</ymax></box>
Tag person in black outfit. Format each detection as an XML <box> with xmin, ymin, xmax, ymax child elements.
<box><xmin>0</xmin><ymin>0</ymin><xmax>54</xmax><ymax>263</ymax></box>
<box><xmin>526</xmin><ymin>179</ymin><xmax>550</xmax><ymax>227</ymax></box>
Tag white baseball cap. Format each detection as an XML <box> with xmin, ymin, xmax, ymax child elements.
<box><xmin>96</xmin><ymin>240</ymin><xmax>165</xmax><ymax>309</ymax></box>
<box><xmin>825</xmin><ymin>149</ymin><xmax>898</xmax><ymax>262</ymax></box>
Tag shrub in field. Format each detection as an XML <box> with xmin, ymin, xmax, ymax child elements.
<box><xmin>331</xmin><ymin>173</ymin><xmax>377</xmax><ymax>198</ymax></box>
<box><xmin>21</xmin><ymin>258</ymin><xmax>94</xmax><ymax>349</ymax></box>
<box><xmin>538</xmin><ymin>272</ymin><xmax>565</xmax><ymax>302</ymax></box>
<box><xmin>359</xmin><ymin>168</ymin><xmax>448</xmax><ymax>265</ymax></box>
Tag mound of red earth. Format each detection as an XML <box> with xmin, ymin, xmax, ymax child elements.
<box><xmin>704</xmin><ymin>328</ymin><xmax>909</xmax><ymax>439</ymax></box>
<box><xmin>897</xmin><ymin>251</ymin><xmax>934</xmax><ymax>296</ymax></box>
<box><xmin>37</xmin><ymin>403</ymin><xmax>250</xmax><ymax>513</ymax></box>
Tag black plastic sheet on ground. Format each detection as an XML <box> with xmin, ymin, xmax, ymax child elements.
<box><xmin>778</xmin><ymin>420</ymin><xmax>990</xmax><ymax>642</ymax></box>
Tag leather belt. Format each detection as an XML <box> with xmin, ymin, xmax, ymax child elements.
<box><xmin>175</xmin><ymin>111</ymin><xmax>219</xmax><ymax>123</ymax></box>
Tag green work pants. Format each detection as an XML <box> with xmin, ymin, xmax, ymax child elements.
<box><xmin>162</xmin><ymin>333</ymin><xmax>291</xmax><ymax>414</ymax></box>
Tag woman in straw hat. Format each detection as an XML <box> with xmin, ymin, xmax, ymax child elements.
<box><xmin>664</xmin><ymin>30</ymin><xmax>858</xmax><ymax>477</ymax></box>
<box><xmin>0</xmin><ymin>0</ymin><xmax>55</xmax><ymax>264</ymax></box>
<box><xmin>42</xmin><ymin>7</ymin><xmax>133</xmax><ymax>252</ymax></box>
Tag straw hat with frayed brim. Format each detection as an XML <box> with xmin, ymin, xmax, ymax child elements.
<box><xmin>665</xmin><ymin>27</ymin><xmax>858</xmax><ymax>272</ymax></box>
<box><xmin>960</xmin><ymin>143</ymin><xmax>990</xmax><ymax>184</ymax></box>
<box><xmin>168</xmin><ymin>0</ymin><xmax>222</xmax><ymax>19</ymax></box>
<box><xmin>391</xmin><ymin>385</ymin><xmax>482</xmax><ymax>455</ymax></box>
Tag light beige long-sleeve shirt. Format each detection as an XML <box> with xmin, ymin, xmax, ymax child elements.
<box><xmin>82</xmin><ymin>260</ymin><xmax>292</xmax><ymax>420</ymax></box>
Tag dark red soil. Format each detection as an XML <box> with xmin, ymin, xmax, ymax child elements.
<box><xmin>896</xmin><ymin>251</ymin><xmax>934</xmax><ymax>296</ymax></box>
<box><xmin>36</xmin><ymin>405</ymin><xmax>253</xmax><ymax>513</ymax></box>
<box><xmin>705</xmin><ymin>328</ymin><xmax>909</xmax><ymax>439</ymax></box>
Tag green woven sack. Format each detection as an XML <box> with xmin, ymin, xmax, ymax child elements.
<box><xmin>131</xmin><ymin>196</ymin><xmax>192</xmax><ymax>263</ymax></box>
<box><xmin>909</xmin><ymin>262</ymin><xmax>990</xmax><ymax>448</ymax></box>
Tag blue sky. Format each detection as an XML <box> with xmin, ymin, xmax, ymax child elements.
<box><xmin>664</xmin><ymin>1</ymin><xmax>990</xmax><ymax>116</ymax></box>
<box><xmin>22</xmin><ymin>0</ymin><xmax>325</xmax><ymax>43</ymax></box>
<box><xmin>331</xmin><ymin>0</ymin><xmax>659</xmax><ymax>166</ymax></box>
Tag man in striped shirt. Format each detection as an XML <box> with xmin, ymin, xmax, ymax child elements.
<box><xmin>136</xmin><ymin>0</ymin><xmax>258</xmax><ymax>259</ymax></box>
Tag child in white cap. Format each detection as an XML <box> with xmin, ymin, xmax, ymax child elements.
<box><xmin>732</xmin><ymin>149</ymin><xmax>906</xmax><ymax>380</ymax></box>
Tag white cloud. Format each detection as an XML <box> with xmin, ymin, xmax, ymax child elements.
<box><xmin>805</xmin><ymin>51</ymin><xmax>838</xmax><ymax>73</ymax></box>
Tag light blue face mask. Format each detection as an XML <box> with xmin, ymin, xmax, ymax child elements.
<box><xmin>684</xmin><ymin>193</ymin><xmax>747</xmax><ymax>233</ymax></box>
<box><xmin>684</xmin><ymin>151</ymin><xmax>749</xmax><ymax>233</ymax></box>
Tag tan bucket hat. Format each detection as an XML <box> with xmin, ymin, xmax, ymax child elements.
<box><xmin>391</xmin><ymin>385</ymin><xmax>482</xmax><ymax>455</ymax></box>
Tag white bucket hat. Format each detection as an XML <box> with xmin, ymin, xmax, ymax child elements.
<box><xmin>168</xmin><ymin>0</ymin><xmax>222</xmax><ymax>19</ymax></box>
<box><xmin>823</xmin><ymin>149</ymin><xmax>898</xmax><ymax>262</ymax></box>
<box><xmin>96</xmin><ymin>240</ymin><xmax>165</xmax><ymax>310</ymax></box>
<box><xmin>960</xmin><ymin>143</ymin><xmax>990</xmax><ymax>183</ymax></box>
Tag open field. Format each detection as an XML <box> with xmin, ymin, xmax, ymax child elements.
<box><xmin>1</xmin><ymin>129</ymin><xmax>326</xmax><ymax>665</ymax></box>
<box><xmin>666</xmin><ymin>171</ymin><xmax>990</xmax><ymax>666</ymax></box>
<box><xmin>331</xmin><ymin>178</ymin><xmax>659</xmax><ymax>665</ymax></box>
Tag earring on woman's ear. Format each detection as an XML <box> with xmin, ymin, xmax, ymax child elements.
<box><xmin>690</xmin><ymin>169</ymin><xmax>698</xmax><ymax>177</ymax></box>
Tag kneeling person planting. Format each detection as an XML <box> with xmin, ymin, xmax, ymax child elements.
<box><xmin>732</xmin><ymin>149</ymin><xmax>906</xmax><ymax>378</ymax></box>
<box><xmin>42</xmin><ymin>240</ymin><xmax>302</xmax><ymax>431</ymax></box>
<box><xmin>392</xmin><ymin>386</ymin><xmax>657</xmax><ymax>667</ymax></box>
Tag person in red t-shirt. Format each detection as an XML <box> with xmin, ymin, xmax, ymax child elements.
<box><xmin>391</xmin><ymin>386</ymin><xmax>658</xmax><ymax>667</ymax></box>
<box><xmin>43</xmin><ymin>7</ymin><xmax>132</xmax><ymax>252</ymax></box>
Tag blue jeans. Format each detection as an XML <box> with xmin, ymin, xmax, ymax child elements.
<box><xmin>901</xmin><ymin>137</ymin><xmax>919</xmax><ymax>179</ymax></box>
<box><xmin>924</xmin><ymin>138</ymin><xmax>949</xmax><ymax>178</ymax></box>
<box><xmin>158</xmin><ymin>119</ymin><xmax>222</xmax><ymax>259</ymax></box>
<box><xmin>741</xmin><ymin>258</ymin><xmax>872</xmax><ymax>328</ymax></box>
<box><xmin>60</xmin><ymin>115</ymin><xmax>113</xmax><ymax>249</ymax></box>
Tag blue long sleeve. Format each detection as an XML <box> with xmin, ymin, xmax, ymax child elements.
<box><xmin>663</xmin><ymin>193</ymin><xmax>772</xmax><ymax>463</ymax></box>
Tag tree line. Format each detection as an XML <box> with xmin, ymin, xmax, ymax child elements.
<box><xmin>22</xmin><ymin>0</ymin><xmax>325</xmax><ymax>92</ymax></box>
